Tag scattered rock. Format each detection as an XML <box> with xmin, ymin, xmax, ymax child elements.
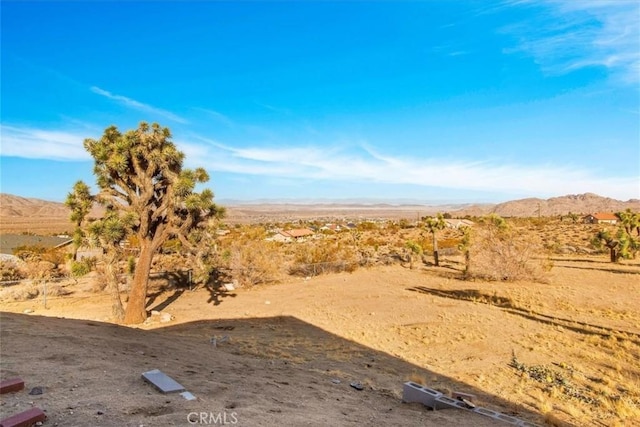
<box><xmin>28</xmin><ymin>386</ymin><xmax>43</xmax><ymax>395</ymax></box>
<box><xmin>350</xmin><ymin>382</ymin><xmax>364</xmax><ymax>391</ymax></box>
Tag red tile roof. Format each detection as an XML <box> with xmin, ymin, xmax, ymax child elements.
<box><xmin>284</xmin><ymin>228</ymin><xmax>314</xmax><ymax>238</ymax></box>
<box><xmin>592</xmin><ymin>212</ymin><xmax>618</xmax><ymax>220</ymax></box>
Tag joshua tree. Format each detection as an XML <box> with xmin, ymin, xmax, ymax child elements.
<box><xmin>72</xmin><ymin>122</ymin><xmax>224</xmax><ymax>324</ymax></box>
<box><xmin>404</xmin><ymin>240</ymin><xmax>423</xmax><ymax>269</ymax></box>
<box><xmin>66</xmin><ymin>181</ymin><xmax>94</xmax><ymax>259</ymax></box>
<box><xmin>616</xmin><ymin>209</ymin><xmax>640</xmax><ymax>237</ymax></box>
<box><xmin>87</xmin><ymin>209</ymin><xmax>135</xmax><ymax>320</ymax></box>
<box><xmin>424</xmin><ymin>213</ymin><xmax>446</xmax><ymax>266</ymax></box>
<box><xmin>459</xmin><ymin>225</ymin><xmax>473</xmax><ymax>278</ymax></box>
<box><xmin>593</xmin><ymin>230</ymin><xmax>620</xmax><ymax>263</ymax></box>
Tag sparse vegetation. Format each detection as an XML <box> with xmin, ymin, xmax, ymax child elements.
<box><xmin>0</xmin><ymin>260</ymin><xmax>25</xmax><ymax>282</ymax></box>
<box><xmin>464</xmin><ymin>214</ymin><xmax>550</xmax><ymax>282</ymax></box>
<box><xmin>1</xmin><ymin>210</ymin><xmax>639</xmax><ymax>426</ymax></box>
<box><xmin>70</xmin><ymin>258</ymin><xmax>94</xmax><ymax>278</ymax></box>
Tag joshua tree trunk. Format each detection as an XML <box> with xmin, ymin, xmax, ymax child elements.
<box><xmin>123</xmin><ymin>242</ymin><xmax>154</xmax><ymax>324</ymax></box>
<box><xmin>104</xmin><ymin>253</ymin><xmax>124</xmax><ymax>321</ymax></box>
<box><xmin>463</xmin><ymin>250</ymin><xmax>471</xmax><ymax>278</ymax></box>
<box><xmin>433</xmin><ymin>232</ymin><xmax>440</xmax><ymax>267</ymax></box>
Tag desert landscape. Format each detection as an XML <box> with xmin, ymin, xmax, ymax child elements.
<box><xmin>1</xmin><ymin>193</ymin><xmax>639</xmax><ymax>427</ymax></box>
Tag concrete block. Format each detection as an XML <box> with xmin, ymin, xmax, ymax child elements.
<box><xmin>0</xmin><ymin>378</ymin><xmax>24</xmax><ymax>394</ymax></box>
<box><xmin>495</xmin><ymin>413</ymin><xmax>522</xmax><ymax>425</ymax></box>
<box><xmin>0</xmin><ymin>407</ymin><xmax>46</xmax><ymax>427</ymax></box>
<box><xmin>402</xmin><ymin>382</ymin><xmax>443</xmax><ymax>409</ymax></box>
<box><xmin>517</xmin><ymin>421</ymin><xmax>540</xmax><ymax>427</ymax></box>
<box><xmin>180</xmin><ymin>391</ymin><xmax>196</xmax><ymax>401</ymax></box>
<box><xmin>434</xmin><ymin>395</ymin><xmax>469</xmax><ymax>410</ymax></box>
<box><xmin>452</xmin><ymin>391</ymin><xmax>476</xmax><ymax>402</ymax></box>
<box><xmin>473</xmin><ymin>407</ymin><xmax>501</xmax><ymax>417</ymax></box>
<box><xmin>142</xmin><ymin>369</ymin><xmax>185</xmax><ymax>393</ymax></box>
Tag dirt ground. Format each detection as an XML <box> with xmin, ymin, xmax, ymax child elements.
<box><xmin>1</xmin><ymin>257</ymin><xmax>639</xmax><ymax>426</ymax></box>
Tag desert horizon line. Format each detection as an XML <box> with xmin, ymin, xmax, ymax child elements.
<box><xmin>2</xmin><ymin>191</ymin><xmax>638</xmax><ymax>208</ymax></box>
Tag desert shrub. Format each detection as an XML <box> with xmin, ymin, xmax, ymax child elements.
<box><xmin>21</xmin><ymin>260</ymin><xmax>58</xmax><ymax>283</ymax></box>
<box><xmin>0</xmin><ymin>260</ymin><xmax>25</xmax><ymax>282</ymax></box>
<box><xmin>6</xmin><ymin>283</ymin><xmax>40</xmax><ymax>301</ymax></box>
<box><xmin>46</xmin><ymin>284</ymin><xmax>72</xmax><ymax>297</ymax></box>
<box><xmin>363</xmin><ymin>235</ymin><xmax>386</xmax><ymax>249</ymax></box>
<box><xmin>357</xmin><ymin>221</ymin><xmax>378</xmax><ymax>231</ymax></box>
<box><xmin>71</xmin><ymin>258</ymin><xmax>94</xmax><ymax>278</ymax></box>
<box><xmin>466</xmin><ymin>216</ymin><xmax>549</xmax><ymax>282</ymax></box>
<box><xmin>289</xmin><ymin>240</ymin><xmax>358</xmax><ymax>276</ymax></box>
<box><xmin>13</xmin><ymin>244</ymin><xmax>46</xmax><ymax>261</ymax></box>
<box><xmin>223</xmin><ymin>239</ymin><xmax>283</xmax><ymax>286</ymax></box>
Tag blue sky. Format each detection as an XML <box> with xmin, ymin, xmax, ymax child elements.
<box><xmin>1</xmin><ymin>0</ymin><xmax>639</xmax><ymax>204</ymax></box>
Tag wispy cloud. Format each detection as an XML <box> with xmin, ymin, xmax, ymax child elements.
<box><xmin>192</xmin><ymin>107</ymin><xmax>234</xmax><ymax>127</ymax></box>
<box><xmin>0</xmin><ymin>125</ymin><xmax>90</xmax><ymax>161</ymax></box>
<box><xmin>90</xmin><ymin>86</ymin><xmax>188</xmax><ymax>124</ymax></box>
<box><xmin>502</xmin><ymin>0</ymin><xmax>640</xmax><ymax>84</ymax></box>
<box><xmin>178</xmin><ymin>139</ymin><xmax>639</xmax><ymax>201</ymax></box>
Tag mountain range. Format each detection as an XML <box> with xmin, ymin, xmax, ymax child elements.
<box><xmin>0</xmin><ymin>192</ymin><xmax>638</xmax><ymax>226</ymax></box>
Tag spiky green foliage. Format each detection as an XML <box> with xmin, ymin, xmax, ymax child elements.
<box><xmin>66</xmin><ymin>181</ymin><xmax>94</xmax><ymax>227</ymax></box>
<box><xmin>423</xmin><ymin>213</ymin><xmax>446</xmax><ymax>266</ymax></box>
<box><xmin>616</xmin><ymin>209</ymin><xmax>640</xmax><ymax>237</ymax></box>
<box><xmin>75</xmin><ymin>122</ymin><xmax>225</xmax><ymax>324</ymax></box>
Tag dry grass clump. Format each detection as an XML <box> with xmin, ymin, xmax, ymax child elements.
<box><xmin>465</xmin><ymin>217</ymin><xmax>551</xmax><ymax>282</ymax></box>
<box><xmin>224</xmin><ymin>239</ymin><xmax>284</xmax><ymax>286</ymax></box>
<box><xmin>45</xmin><ymin>283</ymin><xmax>73</xmax><ymax>297</ymax></box>
<box><xmin>289</xmin><ymin>239</ymin><xmax>358</xmax><ymax>277</ymax></box>
<box><xmin>1</xmin><ymin>283</ymin><xmax>40</xmax><ymax>301</ymax></box>
<box><xmin>0</xmin><ymin>259</ymin><xmax>26</xmax><ymax>282</ymax></box>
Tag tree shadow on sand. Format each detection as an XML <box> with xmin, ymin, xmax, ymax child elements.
<box><xmin>548</xmin><ymin>257</ymin><xmax>640</xmax><ymax>275</ymax></box>
<box><xmin>145</xmin><ymin>268</ymin><xmax>237</xmax><ymax>312</ymax></box>
<box><xmin>407</xmin><ymin>286</ymin><xmax>640</xmax><ymax>345</ymax></box>
<box><xmin>0</xmin><ymin>312</ymin><xmax>560</xmax><ymax>426</ymax></box>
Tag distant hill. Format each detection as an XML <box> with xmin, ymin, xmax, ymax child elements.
<box><xmin>1</xmin><ymin>192</ymin><xmax>638</xmax><ymax>234</ymax></box>
<box><xmin>0</xmin><ymin>194</ymin><xmax>104</xmax><ymax>218</ymax></box>
<box><xmin>456</xmin><ymin>193</ymin><xmax>640</xmax><ymax>217</ymax></box>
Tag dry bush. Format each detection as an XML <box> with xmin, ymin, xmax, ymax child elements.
<box><xmin>2</xmin><ymin>283</ymin><xmax>40</xmax><ymax>301</ymax></box>
<box><xmin>22</xmin><ymin>260</ymin><xmax>58</xmax><ymax>283</ymax></box>
<box><xmin>0</xmin><ymin>260</ymin><xmax>25</xmax><ymax>282</ymax></box>
<box><xmin>46</xmin><ymin>283</ymin><xmax>72</xmax><ymax>297</ymax></box>
<box><xmin>289</xmin><ymin>239</ymin><xmax>358</xmax><ymax>276</ymax></box>
<box><xmin>466</xmin><ymin>219</ymin><xmax>550</xmax><ymax>282</ymax></box>
<box><xmin>225</xmin><ymin>239</ymin><xmax>283</xmax><ymax>286</ymax></box>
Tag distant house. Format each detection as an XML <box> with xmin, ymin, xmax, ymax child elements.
<box><xmin>0</xmin><ymin>234</ymin><xmax>73</xmax><ymax>255</ymax></box>
<box><xmin>320</xmin><ymin>223</ymin><xmax>341</xmax><ymax>232</ymax></box>
<box><xmin>444</xmin><ymin>219</ymin><xmax>475</xmax><ymax>229</ymax></box>
<box><xmin>76</xmin><ymin>246</ymin><xmax>104</xmax><ymax>261</ymax></box>
<box><xmin>583</xmin><ymin>213</ymin><xmax>618</xmax><ymax>225</ymax></box>
<box><xmin>268</xmin><ymin>228</ymin><xmax>314</xmax><ymax>243</ymax></box>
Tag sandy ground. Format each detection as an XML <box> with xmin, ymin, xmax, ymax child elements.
<box><xmin>1</xmin><ymin>258</ymin><xmax>639</xmax><ymax>426</ymax></box>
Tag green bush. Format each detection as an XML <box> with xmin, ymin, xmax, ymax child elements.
<box><xmin>71</xmin><ymin>258</ymin><xmax>94</xmax><ymax>277</ymax></box>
